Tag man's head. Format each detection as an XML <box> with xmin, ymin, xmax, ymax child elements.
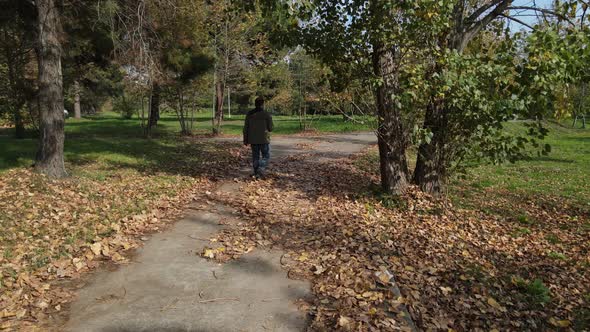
<box><xmin>255</xmin><ymin>97</ymin><xmax>265</xmax><ymax>110</ymax></box>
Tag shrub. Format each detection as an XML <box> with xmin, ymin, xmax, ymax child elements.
<box><xmin>112</xmin><ymin>95</ymin><xmax>138</xmax><ymax>119</ymax></box>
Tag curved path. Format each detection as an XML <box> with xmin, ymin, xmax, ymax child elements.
<box><xmin>64</xmin><ymin>132</ymin><xmax>376</xmax><ymax>332</ymax></box>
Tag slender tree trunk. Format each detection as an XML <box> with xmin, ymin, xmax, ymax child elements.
<box><xmin>372</xmin><ymin>42</ymin><xmax>409</xmax><ymax>194</ymax></box>
<box><xmin>14</xmin><ymin>106</ymin><xmax>26</xmax><ymax>139</ymax></box>
<box><xmin>147</xmin><ymin>83</ymin><xmax>160</xmax><ymax>136</ymax></box>
<box><xmin>73</xmin><ymin>80</ymin><xmax>81</xmax><ymax>119</ymax></box>
<box><xmin>227</xmin><ymin>87</ymin><xmax>231</xmax><ymax>119</ymax></box>
<box><xmin>412</xmin><ymin>97</ymin><xmax>446</xmax><ymax>195</ymax></box>
<box><xmin>4</xmin><ymin>35</ymin><xmax>26</xmax><ymax>139</ymax></box>
<box><xmin>34</xmin><ymin>0</ymin><xmax>67</xmax><ymax>178</ymax></box>
<box><xmin>213</xmin><ymin>80</ymin><xmax>224</xmax><ymax>135</ymax></box>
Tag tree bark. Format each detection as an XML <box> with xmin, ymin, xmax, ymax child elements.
<box><xmin>212</xmin><ymin>80</ymin><xmax>224</xmax><ymax>135</ymax></box>
<box><xmin>413</xmin><ymin>2</ymin><xmax>513</xmax><ymax>195</ymax></box>
<box><xmin>412</xmin><ymin>97</ymin><xmax>446</xmax><ymax>195</ymax></box>
<box><xmin>3</xmin><ymin>31</ymin><xmax>27</xmax><ymax>139</ymax></box>
<box><xmin>14</xmin><ymin>106</ymin><xmax>25</xmax><ymax>139</ymax></box>
<box><xmin>73</xmin><ymin>80</ymin><xmax>81</xmax><ymax>119</ymax></box>
<box><xmin>34</xmin><ymin>0</ymin><xmax>67</xmax><ymax>178</ymax></box>
<box><xmin>372</xmin><ymin>42</ymin><xmax>409</xmax><ymax>194</ymax></box>
<box><xmin>147</xmin><ymin>83</ymin><xmax>160</xmax><ymax>136</ymax></box>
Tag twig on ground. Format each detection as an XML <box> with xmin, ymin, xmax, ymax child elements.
<box><xmin>197</xmin><ymin>297</ymin><xmax>239</xmax><ymax>303</ymax></box>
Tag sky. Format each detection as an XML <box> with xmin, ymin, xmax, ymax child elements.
<box><xmin>508</xmin><ymin>0</ymin><xmax>581</xmax><ymax>31</ymax></box>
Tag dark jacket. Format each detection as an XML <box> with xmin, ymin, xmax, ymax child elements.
<box><xmin>243</xmin><ymin>108</ymin><xmax>273</xmax><ymax>145</ymax></box>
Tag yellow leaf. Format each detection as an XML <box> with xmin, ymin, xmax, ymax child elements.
<box><xmin>203</xmin><ymin>248</ymin><xmax>215</xmax><ymax>259</ymax></box>
<box><xmin>487</xmin><ymin>297</ymin><xmax>503</xmax><ymax>310</ymax></box>
<box><xmin>440</xmin><ymin>286</ymin><xmax>452</xmax><ymax>295</ymax></box>
<box><xmin>90</xmin><ymin>242</ymin><xmax>102</xmax><ymax>256</ymax></box>
<box><xmin>549</xmin><ymin>317</ymin><xmax>571</xmax><ymax>327</ymax></box>
<box><xmin>338</xmin><ymin>315</ymin><xmax>351</xmax><ymax>327</ymax></box>
<box><xmin>101</xmin><ymin>247</ymin><xmax>110</xmax><ymax>257</ymax></box>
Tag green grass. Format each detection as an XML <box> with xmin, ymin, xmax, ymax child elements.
<box><xmin>352</xmin><ymin>119</ymin><xmax>589</xmax><ymax>214</ymax></box>
<box><xmin>547</xmin><ymin>251</ymin><xmax>567</xmax><ymax>260</ymax></box>
<box><xmin>515</xmin><ymin>278</ymin><xmax>552</xmax><ymax>306</ymax></box>
<box><xmin>511</xmin><ymin>227</ymin><xmax>532</xmax><ymax>237</ymax></box>
<box><xmin>450</xmin><ymin>120</ymin><xmax>590</xmax><ymax>210</ymax></box>
<box><xmin>0</xmin><ymin>111</ymin><xmax>371</xmax><ymax>172</ymax></box>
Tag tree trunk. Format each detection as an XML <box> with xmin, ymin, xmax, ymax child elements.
<box><xmin>14</xmin><ymin>106</ymin><xmax>25</xmax><ymax>139</ymax></box>
<box><xmin>372</xmin><ymin>42</ymin><xmax>409</xmax><ymax>194</ymax></box>
<box><xmin>74</xmin><ymin>80</ymin><xmax>81</xmax><ymax>119</ymax></box>
<box><xmin>34</xmin><ymin>0</ymin><xmax>67</xmax><ymax>178</ymax></box>
<box><xmin>4</xmin><ymin>33</ymin><xmax>27</xmax><ymax>139</ymax></box>
<box><xmin>212</xmin><ymin>80</ymin><xmax>224</xmax><ymax>135</ymax></box>
<box><xmin>147</xmin><ymin>83</ymin><xmax>160</xmax><ymax>135</ymax></box>
<box><xmin>412</xmin><ymin>97</ymin><xmax>446</xmax><ymax>195</ymax></box>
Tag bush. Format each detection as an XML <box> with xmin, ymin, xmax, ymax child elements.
<box><xmin>112</xmin><ymin>95</ymin><xmax>138</xmax><ymax>119</ymax></box>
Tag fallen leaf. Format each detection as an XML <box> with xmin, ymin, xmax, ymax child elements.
<box><xmin>90</xmin><ymin>242</ymin><xmax>102</xmax><ymax>256</ymax></box>
<box><xmin>549</xmin><ymin>318</ymin><xmax>571</xmax><ymax>327</ymax></box>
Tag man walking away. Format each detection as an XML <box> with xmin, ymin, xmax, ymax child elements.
<box><xmin>243</xmin><ymin>97</ymin><xmax>274</xmax><ymax>178</ymax></box>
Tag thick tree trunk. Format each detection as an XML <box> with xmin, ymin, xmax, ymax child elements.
<box><xmin>212</xmin><ymin>80</ymin><xmax>224</xmax><ymax>135</ymax></box>
<box><xmin>372</xmin><ymin>43</ymin><xmax>409</xmax><ymax>194</ymax></box>
<box><xmin>34</xmin><ymin>0</ymin><xmax>67</xmax><ymax>178</ymax></box>
<box><xmin>73</xmin><ymin>80</ymin><xmax>81</xmax><ymax>119</ymax></box>
<box><xmin>412</xmin><ymin>98</ymin><xmax>446</xmax><ymax>195</ymax></box>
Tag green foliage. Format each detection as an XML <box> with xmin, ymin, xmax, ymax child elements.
<box><xmin>112</xmin><ymin>95</ymin><xmax>139</xmax><ymax>119</ymax></box>
<box><xmin>163</xmin><ymin>49</ymin><xmax>213</xmax><ymax>84</ymax></box>
<box><xmin>515</xmin><ymin>278</ymin><xmax>552</xmax><ymax>306</ymax></box>
<box><xmin>522</xmin><ymin>26</ymin><xmax>590</xmax><ymax>119</ymax></box>
<box><xmin>512</xmin><ymin>227</ymin><xmax>532</xmax><ymax>237</ymax></box>
<box><xmin>62</xmin><ymin>0</ymin><xmax>124</xmax><ymax>114</ymax></box>
<box><xmin>517</xmin><ymin>214</ymin><xmax>534</xmax><ymax>225</ymax></box>
<box><xmin>545</xmin><ymin>234</ymin><xmax>561</xmax><ymax>244</ymax></box>
<box><xmin>547</xmin><ymin>251</ymin><xmax>567</xmax><ymax>260</ymax></box>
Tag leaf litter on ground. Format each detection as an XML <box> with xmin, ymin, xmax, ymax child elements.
<box><xmin>0</xmin><ymin>140</ymin><xmax>243</xmax><ymax>330</ymax></box>
<box><xmin>207</xmin><ymin>146</ymin><xmax>589</xmax><ymax>331</ymax></box>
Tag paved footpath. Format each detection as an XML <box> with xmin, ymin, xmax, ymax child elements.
<box><xmin>64</xmin><ymin>132</ymin><xmax>376</xmax><ymax>332</ymax></box>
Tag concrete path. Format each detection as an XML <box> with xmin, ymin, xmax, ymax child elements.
<box><xmin>64</xmin><ymin>132</ymin><xmax>376</xmax><ymax>332</ymax></box>
<box><xmin>221</xmin><ymin>132</ymin><xmax>376</xmax><ymax>159</ymax></box>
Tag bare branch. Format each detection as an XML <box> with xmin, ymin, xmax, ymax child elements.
<box><xmin>507</xmin><ymin>6</ymin><xmax>576</xmax><ymax>26</ymax></box>
<box><xmin>500</xmin><ymin>13</ymin><xmax>534</xmax><ymax>30</ymax></box>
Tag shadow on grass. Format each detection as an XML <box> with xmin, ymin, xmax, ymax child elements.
<box><xmin>0</xmin><ymin>130</ymin><xmax>242</xmax><ymax>179</ymax></box>
<box><xmin>519</xmin><ymin>156</ymin><xmax>576</xmax><ymax>164</ymax></box>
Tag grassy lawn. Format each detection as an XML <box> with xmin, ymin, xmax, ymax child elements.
<box><xmin>0</xmin><ymin>111</ymin><xmax>372</xmax><ymax>172</ymax></box>
<box><xmin>354</xmin><ymin>120</ymin><xmax>589</xmax><ymax>212</ymax></box>
<box><xmin>449</xmin><ymin>121</ymin><xmax>590</xmax><ymax>212</ymax></box>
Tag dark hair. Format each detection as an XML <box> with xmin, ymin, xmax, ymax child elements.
<box><xmin>255</xmin><ymin>97</ymin><xmax>265</xmax><ymax>109</ymax></box>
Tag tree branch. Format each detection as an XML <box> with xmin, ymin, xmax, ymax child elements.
<box><xmin>500</xmin><ymin>13</ymin><xmax>534</xmax><ymax>30</ymax></box>
<box><xmin>459</xmin><ymin>0</ymin><xmax>511</xmax><ymax>51</ymax></box>
<box><xmin>466</xmin><ymin>0</ymin><xmax>505</xmax><ymax>24</ymax></box>
<box><xmin>507</xmin><ymin>6</ymin><xmax>576</xmax><ymax>26</ymax></box>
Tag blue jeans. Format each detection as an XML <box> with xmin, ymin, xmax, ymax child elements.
<box><xmin>251</xmin><ymin>144</ymin><xmax>270</xmax><ymax>175</ymax></box>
